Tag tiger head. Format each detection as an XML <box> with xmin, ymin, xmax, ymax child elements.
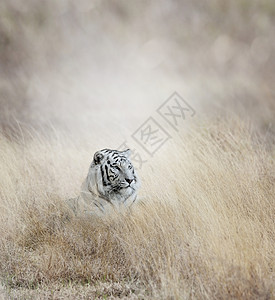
<box><xmin>86</xmin><ymin>149</ymin><xmax>140</xmax><ymax>203</ymax></box>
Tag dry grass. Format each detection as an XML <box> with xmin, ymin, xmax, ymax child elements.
<box><xmin>0</xmin><ymin>119</ymin><xmax>275</xmax><ymax>299</ymax></box>
<box><xmin>1</xmin><ymin>0</ymin><xmax>275</xmax><ymax>298</ymax></box>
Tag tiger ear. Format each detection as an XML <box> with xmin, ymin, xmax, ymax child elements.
<box><xmin>93</xmin><ymin>151</ymin><xmax>104</xmax><ymax>165</ymax></box>
<box><xmin>120</xmin><ymin>149</ymin><xmax>131</xmax><ymax>158</ymax></box>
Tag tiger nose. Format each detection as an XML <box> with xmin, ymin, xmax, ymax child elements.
<box><xmin>125</xmin><ymin>178</ymin><xmax>134</xmax><ymax>184</ymax></box>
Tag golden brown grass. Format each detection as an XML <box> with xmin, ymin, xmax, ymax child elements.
<box><xmin>0</xmin><ymin>118</ymin><xmax>275</xmax><ymax>299</ymax></box>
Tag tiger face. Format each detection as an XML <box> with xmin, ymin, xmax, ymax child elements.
<box><xmin>88</xmin><ymin>148</ymin><xmax>140</xmax><ymax>203</ymax></box>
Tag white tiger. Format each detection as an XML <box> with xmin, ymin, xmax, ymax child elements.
<box><xmin>67</xmin><ymin>149</ymin><xmax>140</xmax><ymax>216</ymax></box>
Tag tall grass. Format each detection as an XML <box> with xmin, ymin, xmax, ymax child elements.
<box><xmin>0</xmin><ymin>119</ymin><xmax>275</xmax><ymax>299</ymax></box>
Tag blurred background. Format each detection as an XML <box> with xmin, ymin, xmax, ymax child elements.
<box><xmin>1</xmin><ymin>0</ymin><xmax>275</xmax><ymax>143</ymax></box>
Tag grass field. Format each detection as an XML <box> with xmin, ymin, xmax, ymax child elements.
<box><xmin>1</xmin><ymin>118</ymin><xmax>275</xmax><ymax>299</ymax></box>
<box><xmin>1</xmin><ymin>0</ymin><xmax>275</xmax><ymax>299</ymax></box>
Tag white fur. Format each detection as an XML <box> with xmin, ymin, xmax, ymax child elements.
<box><xmin>67</xmin><ymin>149</ymin><xmax>140</xmax><ymax>216</ymax></box>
